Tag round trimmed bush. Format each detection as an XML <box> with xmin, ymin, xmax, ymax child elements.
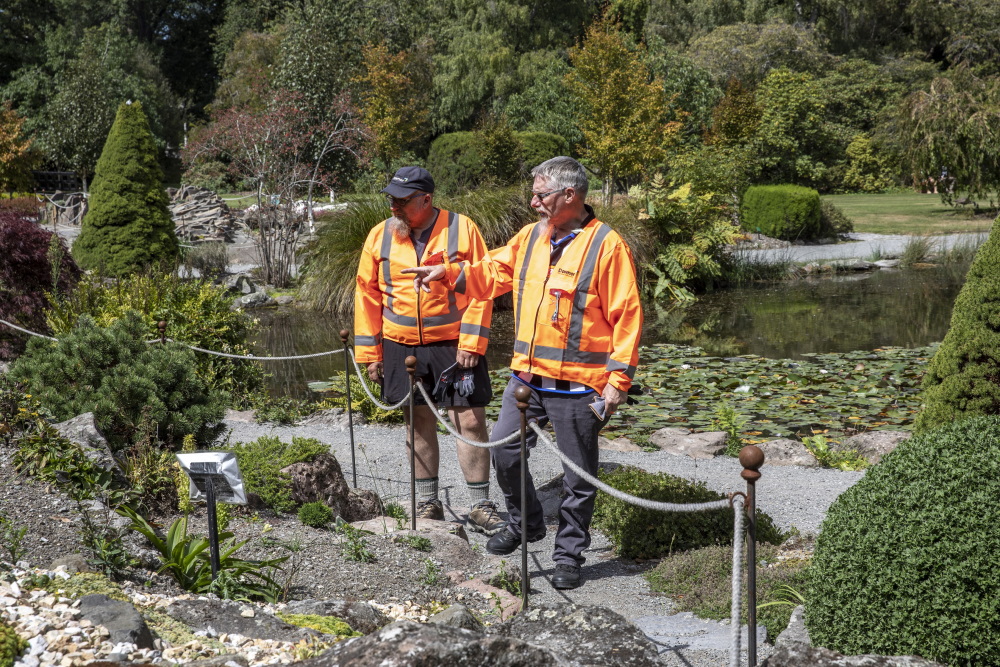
<box><xmin>807</xmin><ymin>415</ymin><xmax>1000</xmax><ymax>664</ymax></box>
<box><xmin>741</xmin><ymin>184</ymin><xmax>821</xmax><ymax>240</ymax></box>
<box><xmin>298</xmin><ymin>501</ymin><xmax>334</xmax><ymax>528</ymax></box>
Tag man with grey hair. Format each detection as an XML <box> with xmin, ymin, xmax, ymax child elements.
<box><xmin>403</xmin><ymin>156</ymin><xmax>643</xmax><ymax>589</ymax></box>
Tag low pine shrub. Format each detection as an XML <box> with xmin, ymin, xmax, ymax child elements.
<box><xmin>0</xmin><ymin>211</ymin><xmax>81</xmax><ymax>359</ymax></box>
<box><xmin>592</xmin><ymin>465</ymin><xmax>784</xmax><ymax>559</ymax></box>
<box><xmin>220</xmin><ymin>436</ymin><xmax>329</xmax><ymax>513</ymax></box>
<box><xmin>807</xmin><ymin>416</ymin><xmax>1000</xmax><ymax>664</ymax></box>
<box><xmin>47</xmin><ymin>272</ymin><xmax>264</xmax><ymax>407</ymax></box>
<box><xmin>741</xmin><ymin>185</ymin><xmax>821</xmax><ymax>240</ymax></box>
<box><xmin>10</xmin><ymin>312</ymin><xmax>226</xmax><ymax>451</ymax></box>
<box><xmin>0</xmin><ymin>619</ymin><xmax>28</xmax><ymax>667</ymax></box>
<box><xmin>298</xmin><ymin>502</ymin><xmax>333</xmax><ymax>528</ymax></box>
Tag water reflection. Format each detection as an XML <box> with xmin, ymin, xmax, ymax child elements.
<box><xmin>253</xmin><ymin>267</ymin><xmax>967</xmax><ymax>397</ymax></box>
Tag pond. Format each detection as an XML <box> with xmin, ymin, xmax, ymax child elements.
<box><xmin>249</xmin><ymin>265</ymin><xmax>968</xmax><ymax>399</ymax></box>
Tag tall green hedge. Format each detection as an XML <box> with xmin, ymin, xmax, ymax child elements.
<box><xmin>426</xmin><ymin>130</ymin><xmax>569</xmax><ymax>194</ymax></box>
<box><xmin>914</xmin><ymin>219</ymin><xmax>1000</xmax><ymax>433</ymax></box>
<box><xmin>741</xmin><ymin>185</ymin><xmax>821</xmax><ymax>240</ymax></box>
<box><xmin>74</xmin><ymin>101</ymin><xmax>178</xmax><ymax>276</ymax></box>
<box><xmin>807</xmin><ymin>416</ymin><xmax>1000</xmax><ymax>665</ymax></box>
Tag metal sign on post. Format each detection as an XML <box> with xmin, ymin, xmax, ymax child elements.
<box><xmin>176</xmin><ymin>452</ymin><xmax>247</xmax><ymax>579</ymax></box>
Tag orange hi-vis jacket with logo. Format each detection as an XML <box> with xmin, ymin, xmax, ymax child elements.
<box><xmin>441</xmin><ymin>210</ymin><xmax>642</xmax><ymax>393</ymax></box>
<box><xmin>354</xmin><ymin>208</ymin><xmax>493</xmax><ymax>364</ymax></box>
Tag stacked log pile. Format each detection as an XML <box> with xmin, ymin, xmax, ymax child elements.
<box><xmin>168</xmin><ymin>186</ymin><xmax>240</xmax><ymax>243</ymax></box>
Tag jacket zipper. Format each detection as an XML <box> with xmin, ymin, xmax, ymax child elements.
<box><xmin>414</xmin><ymin>237</ymin><xmax>424</xmax><ymax>345</ymax></box>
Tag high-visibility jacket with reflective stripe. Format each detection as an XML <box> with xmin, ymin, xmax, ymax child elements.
<box><xmin>443</xmin><ymin>213</ymin><xmax>642</xmax><ymax>393</ymax></box>
<box><xmin>354</xmin><ymin>209</ymin><xmax>493</xmax><ymax>363</ymax></box>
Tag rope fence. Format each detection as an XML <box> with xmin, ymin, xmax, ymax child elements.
<box><xmin>0</xmin><ymin>316</ymin><xmax>764</xmax><ymax>666</ymax></box>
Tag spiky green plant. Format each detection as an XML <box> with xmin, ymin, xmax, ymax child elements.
<box><xmin>73</xmin><ymin>101</ymin><xmax>178</xmax><ymax>275</ymax></box>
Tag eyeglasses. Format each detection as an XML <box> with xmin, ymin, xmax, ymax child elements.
<box><xmin>530</xmin><ymin>187</ymin><xmax>566</xmax><ymax>202</ymax></box>
<box><xmin>386</xmin><ymin>193</ymin><xmax>421</xmax><ymax>207</ymax></box>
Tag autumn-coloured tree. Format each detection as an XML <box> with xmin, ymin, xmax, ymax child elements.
<box><xmin>567</xmin><ymin>18</ymin><xmax>677</xmax><ymax>204</ymax></box>
<box><xmin>0</xmin><ymin>103</ymin><xmax>37</xmax><ymax>194</ymax></box>
<box><xmin>186</xmin><ymin>88</ymin><xmax>367</xmax><ymax>287</ymax></box>
<box><xmin>355</xmin><ymin>42</ymin><xmax>430</xmax><ymax>173</ymax></box>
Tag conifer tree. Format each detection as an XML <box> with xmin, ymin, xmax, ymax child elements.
<box><xmin>74</xmin><ymin>101</ymin><xmax>178</xmax><ymax>275</ymax></box>
<box><xmin>915</xmin><ymin>218</ymin><xmax>1000</xmax><ymax>432</ymax></box>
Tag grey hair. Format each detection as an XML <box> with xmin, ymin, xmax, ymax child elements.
<box><xmin>531</xmin><ymin>156</ymin><xmax>588</xmax><ymax>198</ymax></box>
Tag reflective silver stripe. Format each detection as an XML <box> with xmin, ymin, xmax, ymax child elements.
<box><xmin>566</xmin><ymin>224</ymin><xmax>612</xmax><ymax>357</ymax></box>
<box><xmin>455</xmin><ymin>264</ymin><xmax>467</xmax><ymax>294</ymax></box>
<box><xmin>447</xmin><ymin>211</ymin><xmax>459</xmax><ymax>262</ymax></box>
<box><xmin>607</xmin><ymin>360</ymin><xmax>636</xmax><ymax>378</ymax></box>
<box><xmin>355</xmin><ymin>335</ymin><xmax>381</xmax><ymax>346</ymax></box>
<box><xmin>379</xmin><ymin>220</ymin><xmax>394</xmax><ymax>311</ymax></box>
<box><xmin>383</xmin><ymin>308</ymin><xmax>463</xmax><ymax>328</ymax></box>
<box><xmin>515</xmin><ymin>225</ymin><xmax>545</xmax><ymax>331</ymax></box>
<box><xmin>514</xmin><ymin>339</ymin><xmax>610</xmax><ymax>365</ymax></box>
<box><xmin>460</xmin><ymin>323</ymin><xmax>491</xmax><ymax>339</ymax></box>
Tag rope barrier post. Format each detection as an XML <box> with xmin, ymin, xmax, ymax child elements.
<box><xmin>340</xmin><ymin>329</ymin><xmax>357</xmax><ymax>488</ymax></box>
<box><xmin>406</xmin><ymin>355</ymin><xmax>418</xmax><ymax>531</ymax></box>
<box><xmin>739</xmin><ymin>445</ymin><xmax>764</xmax><ymax>667</ymax></box>
<box><xmin>158</xmin><ymin>320</ymin><xmax>166</xmax><ymax>345</ymax></box>
<box><xmin>514</xmin><ymin>384</ymin><xmax>532</xmax><ymax>610</ymax></box>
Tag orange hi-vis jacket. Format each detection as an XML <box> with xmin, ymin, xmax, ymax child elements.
<box><xmin>354</xmin><ymin>208</ymin><xmax>493</xmax><ymax>364</ymax></box>
<box><xmin>441</xmin><ymin>209</ymin><xmax>642</xmax><ymax>393</ymax></box>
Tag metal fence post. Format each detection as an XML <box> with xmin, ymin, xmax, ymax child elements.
<box><xmin>514</xmin><ymin>384</ymin><xmax>532</xmax><ymax>609</ymax></box>
<box><xmin>406</xmin><ymin>355</ymin><xmax>417</xmax><ymax>531</ymax></box>
<box><xmin>339</xmin><ymin>329</ymin><xmax>357</xmax><ymax>488</ymax></box>
<box><xmin>740</xmin><ymin>444</ymin><xmax>764</xmax><ymax>667</ymax></box>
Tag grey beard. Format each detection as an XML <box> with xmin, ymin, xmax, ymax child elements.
<box><xmin>388</xmin><ymin>217</ymin><xmax>410</xmax><ymax>242</ymax></box>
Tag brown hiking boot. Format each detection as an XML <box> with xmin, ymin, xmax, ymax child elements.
<box><xmin>415</xmin><ymin>499</ymin><xmax>444</xmax><ymax>521</ymax></box>
<box><xmin>466</xmin><ymin>499</ymin><xmax>506</xmax><ymax>536</ymax></box>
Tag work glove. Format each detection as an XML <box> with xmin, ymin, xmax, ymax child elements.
<box><xmin>455</xmin><ymin>368</ymin><xmax>475</xmax><ymax>397</ymax></box>
<box><xmin>433</xmin><ymin>362</ymin><xmax>460</xmax><ymax>403</ymax></box>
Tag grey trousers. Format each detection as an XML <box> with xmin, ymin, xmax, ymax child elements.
<box><xmin>490</xmin><ymin>378</ymin><xmax>606</xmax><ymax>566</ymax></box>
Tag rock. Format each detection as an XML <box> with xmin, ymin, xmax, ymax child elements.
<box><xmin>78</xmin><ymin>595</ymin><xmax>155</xmax><ymax>649</ymax></box>
<box><xmin>53</xmin><ymin>414</ymin><xmax>118</xmax><ymax>473</ymax></box>
<box><xmin>283</xmin><ymin>599</ymin><xmax>390</xmax><ymax>635</ymax></box>
<box><xmin>649</xmin><ymin>427</ymin><xmax>727</xmax><ymax>459</ymax></box>
<box><xmin>170</xmin><ymin>186</ymin><xmax>237</xmax><ymax>244</ymax></box>
<box><xmin>428</xmin><ymin>604</ymin><xmax>484</xmax><ymax>633</ymax></box>
<box><xmin>774</xmin><ymin>605</ymin><xmax>810</xmax><ymax>649</ymax></box>
<box><xmin>184</xmin><ymin>656</ymin><xmax>249</xmax><ymax>667</ymax></box>
<box><xmin>388</xmin><ymin>528</ymin><xmax>479</xmax><ymax>573</ymax></box>
<box><xmin>836</xmin><ymin>431</ymin><xmax>909</xmax><ymax>464</ymax></box>
<box><xmin>875</xmin><ymin>259</ymin><xmax>900</xmax><ymax>268</ymax></box>
<box><xmin>299</xmin><ymin>620</ymin><xmax>564</xmax><ymax>666</ymax></box>
<box><xmin>275</xmin><ymin>295</ymin><xmax>295</xmax><ymax>306</ymax></box>
<box><xmin>759</xmin><ymin>439</ymin><xmax>819</xmax><ymax>467</ymax></box>
<box><xmin>761</xmin><ymin>644</ymin><xmax>945</xmax><ymax>666</ymax></box>
<box><xmin>599</xmin><ymin>436</ymin><xmax>641</xmax><ymax>452</ymax></box>
<box><xmin>296</xmin><ymin>408</ymin><xmax>366</xmax><ymax>428</ymax></box>
<box><xmin>499</xmin><ymin>602</ymin><xmax>661</xmax><ymax>666</ymax></box>
<box><xmin>232</xmin><ymin>291</ymin><xmax>275</xmax><ymax>309</ymax></box>
<box><xmin>223</xmin><ymin>409</ymin><xmax>257</xmax><ymax>422</ymax></box>
<box><xmin>49</xmin><ymin>555</ymin><xmax>93</xmax><ymax>574</ymax></box>
<box><xmin>281</xmin><ymin>453</ymin><xmax>382</xmax><ymax>522</ymax></box>
<box><xmin>164</xmin><ymin>599</ymin><xmax>318</xmax><ymax>643</ymax></box>
<box><xmin>353</xmin><ymin>517</ymin><xmax>469</xmax><ymax>543</ymax></box>
<box><xmin>224</xmin><ymin>274</ymin><xmax>257</xmax><ymax>295</ymax></box>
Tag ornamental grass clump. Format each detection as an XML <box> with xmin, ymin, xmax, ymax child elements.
<box><xmin>592</xmin><ymin>465</ymin><xmax>784</xmax><ymax>559</ymax></box>
<box><xmin>915</xmin><ymin>217</ymin><xmax>1000</xmax><ymax>433</ymax></box>
<box><xmin>807</xmin><ymin>415</ymin><xmax>1000</xmax><ymax>665</ymax></box>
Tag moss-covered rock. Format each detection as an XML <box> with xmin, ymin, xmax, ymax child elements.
<box><xmin>807</xmin><ymin>416</ymin><xmax>1000</xmax><ymax>664</ymax></box>
<box><xmin>276</xmin><ymin>613</ymin><xmax>360</xmax><ymax>638</ymax></box>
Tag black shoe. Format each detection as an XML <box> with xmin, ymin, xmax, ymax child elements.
<box><xmin>485</xmin><ymin>527</ymin><xmax>546</xmax><ymax>555</ymax></box>
<box><xmin>552</xmin><ymin>563</ymin><xmax>581</xmax><ymax>590</ymax></box>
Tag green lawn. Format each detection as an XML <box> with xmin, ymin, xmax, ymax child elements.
<box><xmin>823</xmin><ymin>192</ymin><xmax>996</xmax><ymax>235</ymax></box>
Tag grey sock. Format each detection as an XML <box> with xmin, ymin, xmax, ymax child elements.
<box><xmin>467</xmin><ymin>481</ymin><xmax>490</xmax><ymax>505</ymax></box>
<box><xmin>415</xmin><ymin>477</ymin><xmax>438</xmax><ymax>503</ymax></box>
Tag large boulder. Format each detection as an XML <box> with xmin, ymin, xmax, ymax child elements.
<box><xmin>835</xmin><ymin>431</ymin><xmax>909</xmax><ymax>464</ymax></box>
<box><xmin>281</xmin><ymin>453</ymin><xmax>382</xmax><ymax>522</ymax></box>
<box><xmin>164</xmin><ymin>598</ymin><xmax>319</xmax><ymax>643</ymax></box>
<box><xmin>759</xmin><ymin>439</ymin><xmax>818</xmax><ymax>467</ymax></box>
<box><xmin>283</xmin><ymin>599</ymin><xmax>390</xmax><ymax>635</ymax></box>
<box><xmin>774</xmin><ymin>605</ymin><xmax>811</xmax><ymax>649</ymax></box>
<box><xmin>297</xmin><ymin>620</ymin><xmax>564</xmax><ymax>666</ymax></box>
<box><xmin>53</xmin><ymin>413</ymin><xmax>118</xmax><ymax>473</ymax></box>
<box><xmin>78</xmin><ymin>594</ymin><xmax>154</xmax><ymax>649</ymax></box>
<box><xmin>498</xmin><ymin>603</ymin><xmax>661</xmax><ymax>666</ymax></box>
<box><xmin>761</xmin><ymin>644</ymin><xmax>945</xmax><ymax>666</ymax></box>
<box><xmin>648</xmin><ymin>428</ymin><xmax>727</xmax><ymax>459</ymax></box>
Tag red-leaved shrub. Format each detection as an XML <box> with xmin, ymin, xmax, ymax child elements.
<box><xmin>0</xmin><ymin>211</ymin><xmax>81</xmax><ymax>360</ymax></box>
<box><xmin>0</xmin><ymin>198</ymin><xmax>44</xmax><ymax>219</ymax></box>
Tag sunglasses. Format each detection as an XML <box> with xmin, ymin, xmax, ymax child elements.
<box><xmin>386</xmin><ymin>193</ymin><xmax>422</xmax><ymax>207</ymax></box>
<box><xmin>530</xmin><ymin>187</ymin><xmax>566</xmax><ymax>202</ymax></box>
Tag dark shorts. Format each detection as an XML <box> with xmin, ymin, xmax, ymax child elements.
<box><xmin>382</xmin><ymin>338</ymin><xmax>493</xmax><ymax>408</ymax></box>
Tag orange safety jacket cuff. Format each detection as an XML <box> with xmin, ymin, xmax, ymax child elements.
<box><xmin>457</xmin><ymin>324</ymin><xmax>490</xmax><ymax>356</ymax></box>
<box><xmin>354</xmin><ymin>333</ymin><xmax>383</xmax><ymax>364</ymax></box>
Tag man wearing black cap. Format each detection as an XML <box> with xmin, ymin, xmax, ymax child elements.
<box><xmin>354</xmin><ymin>167</ymin><xmax>504</xmax><ymax>535</ymax></box>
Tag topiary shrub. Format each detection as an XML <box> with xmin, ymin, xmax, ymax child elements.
<box><xmin>46</xmin><ymin>272</ymin><xmax>264</xmax><ymax>407</ymax></box>
<box><xmin>0</xmin><ymin>619</ymin><xmax>27</xmax><ymax>667</ymax></box>
<box><xmin>73</xmin><ymin>100</ymin><xmax>179</xmax><ymax>276</ymax></box>
<box><xmin>914</xmin><ymin>219</ymin><xmax>1000</xmax><ymax>433</ymax></box>
<box><xmin>0</xmin><ymin>211</ymin><xmax>81</xmax><ymax>360</ymax></box>
<box><xmin>220</xmin><ymin>435</ymin><xmax>329</xmax><ymax>513</ymax></box>
<box><xmin>518</xmin><ymin>132</ymin><xmax>569</xmax><ymax>173</ymax></box>
<box><xmin>741</xmin><ymin>185</ymin><xmax>821</xmax><ymax>240</ymax></box>
<box><xmin>425</xmin><ymin>132</ymin><xmax>481</xmax><ymax>194</ymax></box>
<box><xmin>427</xmin><ymin>130</ymin><xmax>566</xmax><ymax>194</ymax></box>
<box><xmin>807</xmin><ymin>415</ymin><xmax>1000</xmax><ymax>664</ymax></box>
<box><xmin>592</xmin><ymin>465</ymin><xmax>784</xmax><ymax>559</ymax></box>
<box><xmin>10</xmin><ymin>312</ymin><xmax>225</xmax><ymax>451</ymax></box>
<box><xmin>298</xmin><ymin>501</ymin><xmax>333</xmax><ymax>528</ymax></box>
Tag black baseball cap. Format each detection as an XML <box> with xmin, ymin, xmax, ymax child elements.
<box><xmin>382</xmin><ymin>166</ymin><xmax>435</xmax><ymax>197</ymax></box>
